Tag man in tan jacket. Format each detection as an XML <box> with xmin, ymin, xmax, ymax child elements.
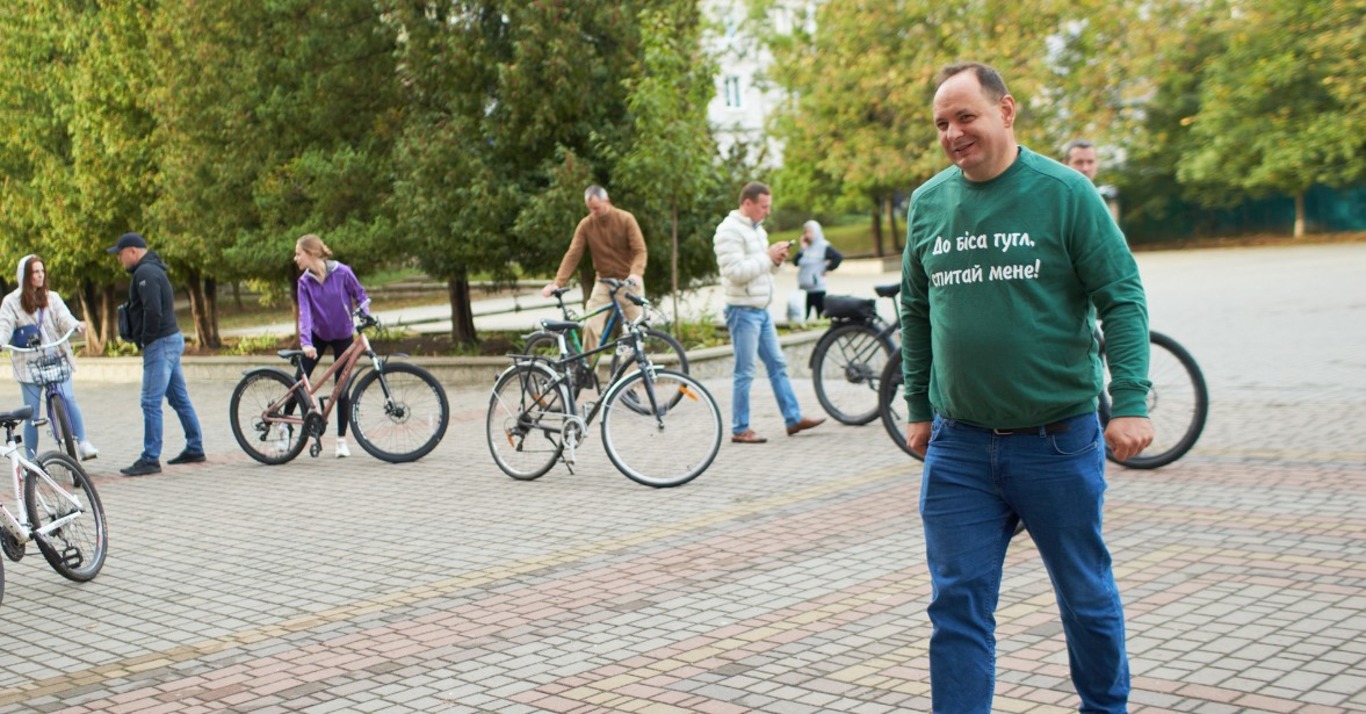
<box><xmin>542</xmin><ymin>185</ymin><xmax>648</xmax><ymax>351</ymax></box>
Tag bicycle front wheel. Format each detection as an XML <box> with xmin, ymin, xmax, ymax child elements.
<box><xmin>877</xmin><ymin>358</ymin><xmax>924</xmax><ymax>461</ymax></box>
<box><xmin>27</xmin><ymin>452</ymin><xmax>107</xmax><ymax>582</ymax></box>
<box><xmin>601</xmin><ymin>368</ymin><xmax>721</xmax><ymax>488</ymax></box>
<box><xmin>349</xmin><ymin>361</ymin><xmax>450</xmax><ymax>463</ymax></box>
<box><xmin>47</xmin><ymin>394</ymin><xmax>78</xmax><ymax>460</ymax></box>
<box><xmin>1107</xmin><ymin>331</ymin><xmax>1209</xmax><ymax>469</ymax></box>
<box><xmin>812</xmin><ymin>323</ymin><xmax>894</xmax><ymax>425</ymax></box>
<box><xmin>230</xmin><ymin>369</ymin><xmax>307</xmax><ymax>465</ymax></box>
<box><xmin>486</xmin><ymin>362</ymin><xmax>570</xmax><ymax>480</ymax></box>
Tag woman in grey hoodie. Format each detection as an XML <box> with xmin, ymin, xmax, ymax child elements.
<box><xmin>792</xmin><ymin>220</ymin><xmax>843</xmax><ymax>319</ymax></box>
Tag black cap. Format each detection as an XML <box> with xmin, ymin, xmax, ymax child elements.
<box><xmin>106</xmin><ymin>232</ymin><xmax>147</xmax><ymax>254</ymax></box>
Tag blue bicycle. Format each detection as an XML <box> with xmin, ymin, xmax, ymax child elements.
<box><xmin>4</xmin><ymin>327</ymin><xmax>87</xmax><ymax>462</ymax></box>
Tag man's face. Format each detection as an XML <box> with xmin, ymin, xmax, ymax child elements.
<box><xmin>116</xmin><ymin>247</ymin><xmax>137</xmax><ymax>269</ymax></box>
<box><xmin>1066</xmin><ymin>147</ymin><xmax>1099</xmax><ymax>180</ymax></box>
<box><xmin>932</xmin><ymin>71</ymin><xmax>1017</xmax><ymax>182</ymax></box>
<box><xmin>740</xmin><ymin>193</ymin><xmax>772</xmax><ymax>224</ymax></box>
<box><xmin>586</xmin><ymin>196</ymin><xmax>611</xmax><ymax>219</ymax></box>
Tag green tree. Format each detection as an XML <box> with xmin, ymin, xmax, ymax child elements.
<box><xmin>1177</xmin><ymin>0</ymin><xmax>1366</xmax><ymax>236</ymax></box>
<box><xmin>149</xmin><ymin>0</ymin><xmax>400</xmax><ymax>345</ymax></box>
<box><xmin>614</xmin><ymin>3</ymin><xmax>723</xmax><ymax>320</ymax></box>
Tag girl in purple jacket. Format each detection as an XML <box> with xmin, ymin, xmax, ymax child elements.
<box><xmin>293</xmin><ymin>234</ymin><xmax>369</xmax><ymax>457</ymax></box>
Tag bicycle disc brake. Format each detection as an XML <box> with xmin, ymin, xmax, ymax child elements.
<box><xmin>0</xmin><ymin>527</ymin><xmax>24</xmax><ymax>562</ymax></box>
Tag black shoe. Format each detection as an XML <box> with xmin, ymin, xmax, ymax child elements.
<box><xmin>119</xmin><ymin>458</ymin><xmax>161</xmax><ymax>477</ymax></box>
<box><xmin>167</xmin><ymin>450</ymin><xmax>206</xmax><ymax>465</ymax></box>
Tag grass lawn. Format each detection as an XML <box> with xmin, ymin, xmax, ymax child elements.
<box><xmin>767</xmin><ymin>215</ymin><xmax>903</xmax><ymax>257</ymax></box>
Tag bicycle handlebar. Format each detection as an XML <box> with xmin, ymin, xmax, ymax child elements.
<box><xmin>2</xmin><ymin>326</ymin><xmax>82</xmax><ymax>352</ymax></box>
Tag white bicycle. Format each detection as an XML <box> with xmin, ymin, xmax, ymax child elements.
<box><xmin>0</xmin><ymin>405</ymin><xmax>108</xmax><ymax>604</ymax></box>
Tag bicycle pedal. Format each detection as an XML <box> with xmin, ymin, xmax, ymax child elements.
<box><xmin>59</xmin><ymin>546</ymin><xmax>84</xmax><ymax>569</ymax></box>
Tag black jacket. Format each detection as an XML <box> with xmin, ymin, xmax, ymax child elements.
<box><xmin>126</xmin><ymin>251</ymin><xmax>180</xmax><ymax>348</ymax></box>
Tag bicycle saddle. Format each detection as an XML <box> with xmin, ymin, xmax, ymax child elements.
<box><xmin>539</xmin><ymin>319</ymin><xmax>580</xmax><ymax>333</ymax></box>
<box><xmin>0</xmin><ymin>405</ymin><xmax>34</xmax><ymax>427</ymax></box>
<box><xmin>277</xmin><ymin>349</ymin><xmax>307</xmax><ymax>361</ymax></box>
<box><xmin>874</xmin><ymin>284</ymin><xmax>901</xmax><ymax>298</ymax></box>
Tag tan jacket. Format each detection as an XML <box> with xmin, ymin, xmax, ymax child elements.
<box><xmin>551</xmin><ymin>206</ymin><xmax>648</xmax><ymax>287</ymax></box>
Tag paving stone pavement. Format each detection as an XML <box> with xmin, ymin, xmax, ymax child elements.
<box><xmin>0</xmin><ymin>243</ymin><xmax>1361</xmax><ymax>713</ymax></box>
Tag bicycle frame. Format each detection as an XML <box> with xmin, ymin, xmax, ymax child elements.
<box><xmin>3</xmin><ymin>327</ymin><xmax>81</xmax><ymax>455</ymax></box>
<box><xmin>0</xmin><ymin>437</ymin><xmax>82</xmax><ymax>543</ymax></box>
<box><xmin>544</xmin><ymin>281</ymin><xmax>639</xmax><ymax>372</ymax></box>
<box><xmin>265</xmin><ymin>328</ymin><xmax>377</xmax><ymax>435</ymax></box>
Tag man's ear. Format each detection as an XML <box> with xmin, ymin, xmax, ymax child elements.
<box><xmin>1000</xmin><ymin>94</ymin><xmax>1017</xmax><ymax>129</ymax></box>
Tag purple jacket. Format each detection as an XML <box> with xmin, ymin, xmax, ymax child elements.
<box><xmin>297</xmin><ymin>261</ymin><xmax>368</xmax><ymax>347</ymax></box>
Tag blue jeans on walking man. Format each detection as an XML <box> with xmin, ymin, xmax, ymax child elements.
<box><xmin>724</xmin><ymin>305</ymin><xmax>801</xmax><ymax>435</ymax></box>
<box><xmin>140</xmin><ymin>332</ymin><xmax>203</xmax><ymax>462</ymax></box>
<box><xmin>920</xmin><ymin>412</ymin><xmax>1129</xmax><ymax>714</ymax></box>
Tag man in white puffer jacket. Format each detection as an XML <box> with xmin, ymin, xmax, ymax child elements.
<box><xmin>713</xmin><ymin>181</ymin><xmax>825</xmax><ymax>444</ymax></box>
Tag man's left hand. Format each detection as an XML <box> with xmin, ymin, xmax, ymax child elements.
<box><xmin>1104</xmin><ymin>416</ymin><xmax>1154</xmax><ymax>462</ymax></box>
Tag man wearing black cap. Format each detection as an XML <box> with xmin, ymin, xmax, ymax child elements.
<box><xmin>108</xmin><ymin>232</ymin><xmax>205</xmax><ymax>476</ymax></box>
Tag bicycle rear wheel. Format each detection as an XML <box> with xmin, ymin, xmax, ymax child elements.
<box><xmin>600</xmin><ymin>368</ymin><xmax>721</xmax><ymax>488</ymax></box>
<box><xmin>349</xmin><ymin>361</ymin><xmax>450</xmax><ymax>463</ymax></box>
<box><xmin>27</xmin><ymin>452</ymin><xmax>107</xmax><ymax>582</ymax></box>
<box><xmin>487</xmin><ymin>362</ymin><xmax>569</xmax><ymax>480</ymax></box>
<box><xmin>1106</xmin><ymin>331</ymin><xmax>1208</xmax><ymax>469</ymax></box>
<box><xmin>878</xmin><ymin>358</ymin><xmax>924</xmax><ymax>461</ymax></box>
<box><xmin>812</xmin><ymin>323</ymin><xmax>894</xmax><ymax>425</ymax></box>
<box><xmin>230</xmin><ymin>369</ymin><xmax>308</xmax><ymax>465</ymax></box>
<box><xmin>46</xmin><ymin>395</ymin><xmax>78</xmax><ymax>461</ymax></box>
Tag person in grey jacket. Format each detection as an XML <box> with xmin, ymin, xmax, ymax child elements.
<box><xmin>792</xmin><ymin>220</ymin><xmax>843</xmax><ymax>319</ymax></box>
<box><xmin>713</xmin><ymin>182</ymin><xmax>825</xmax><ymax>444</ymax></box>
<box><xmin>107</xmin><ymin>232</ymin><xmax>204</xmax><ymax>476</ymax></box>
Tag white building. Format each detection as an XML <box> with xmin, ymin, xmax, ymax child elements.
<box><xmin>701</xmin><ymin>0</ymin><xmax>815</xmax><ymax>168</ymax></box>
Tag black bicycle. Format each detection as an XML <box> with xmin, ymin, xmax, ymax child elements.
<box><xmin>879</xmin><ymin>330</ymin><xmax>1208</xmax><ymax>469</ymax></box>
<box><xmin>808</xmin><ymin>284</ymin><xmax>902</xmax><ymax>425</ymax></box>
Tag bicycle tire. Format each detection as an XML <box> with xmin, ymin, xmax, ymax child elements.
<box><xmin>877</xmin><ymin>357</ymin><xmax>924</xmax><ymax>462</ymax></box>
<box><xmin>349</xmin><ymin>361</ymin><xmax>450</xmax><ymax>463</ymax></box>
<box><xmin>229</xmin><ymin>369</ymin><xmax>308</xmax><ymax>465</ymax></box>
<box><xmin>812</xmin><ymin>323</ymin><xmax>895</xmax><ymax>425</ymax></box>
<box><xmin>487</xmin><ymin>362</ymin><xmax>569</xmax><ymax>480</ymax></box>
<box><xmin>1106</xmin><ymin>331</ymin><xmax>1208</xmax><ymax>469</ymax></box>
<box><xmin>0</xmin><ymin>547</ymin><xmax>5</xmax><ymax>605</ymax></box>
<box><xmin>47</xmin><ymin>394</ymin><xmax>77</xmax><ymax>461</ymax></box>
<box><xmin>600</xmin><ymin>368</ymin><xmax>721</xmax><ymax>488</ymax></box>
<box><xmin>27</xmin><ymin>451</ymin><xmax>107</xmax><ymax>582</ymax></box>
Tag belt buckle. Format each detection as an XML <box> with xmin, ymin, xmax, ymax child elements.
<box><xmin>992</xmin><ymin>427</ymin><xmax>1014</xmax><ymax>435</ymax></box>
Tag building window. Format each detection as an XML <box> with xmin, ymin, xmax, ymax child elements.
<box><xmin>724</xmin><ymin>76</ymin><xmax>743</xmax><ymax>108</ymax></box>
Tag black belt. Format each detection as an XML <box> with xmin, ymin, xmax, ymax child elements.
<box><xmin>991</xmin><ymin>421</ymin><xmax>1071</xmax><ymax>436</ymax></box>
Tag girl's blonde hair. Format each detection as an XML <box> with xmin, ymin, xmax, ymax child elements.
<box><xmin>296</xmin><ymin>234</ymin><xmax>333</xmax><ymax>259</ymax></box>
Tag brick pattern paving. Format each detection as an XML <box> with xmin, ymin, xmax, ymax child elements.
<box><xmin>0</xmin><ymin>364</ymin><xmax>1361</xmax><ymax>713</ymax></box>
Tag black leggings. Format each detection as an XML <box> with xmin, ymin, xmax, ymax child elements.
<box><xmin>296</xmin><ymin>334</ymin><xmax>355</xmax><ymax>437</ymax></box>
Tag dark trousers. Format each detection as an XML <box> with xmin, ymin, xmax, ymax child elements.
<box><xmin>296</xmin><ymin>334</ymin><xmax>355</xmax><ymax>437</ymax></box>
<box><xmin>805</xmin><ymin>290</ymin><xmax>827</xmax><ymax>320</ymax></box>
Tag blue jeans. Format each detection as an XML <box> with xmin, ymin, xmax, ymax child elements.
<box><xmin>140</xmin><ymin>333</ymin><xmax>203</xmax><ymax>462</ymax></box>
<box><xmin>920</xmin><ymin>412</ymin><xmax>1128</xmax><ymax>713</ymax></box>
<box><xmin>19</xmin><ymin>379</ymin><xmax>87</xmax><ymax>457</ymax></box>
<box><xmin>724</xmin><ymin>305</ymin><xmax>801</xmax><ymax>435</ymax></box>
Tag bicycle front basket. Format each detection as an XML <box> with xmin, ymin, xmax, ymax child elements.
<box><xmin>822</xmin><ymin>295</ymin><xmax>876</xmax><ymax>323</ymax></box>
<box><xmin>27</xmin><ymin>350</ymin><xmax>72</xmax><ymax>386</ymax></box>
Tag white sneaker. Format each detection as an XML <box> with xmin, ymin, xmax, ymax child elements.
<box><xmin>78</xmin><ymin>440</ymin><xmax>100</xmax><ymax>461</ymax></box>
<box><xmin>269</xmin><ymin>424</ymin><xmax>292</xmax><ymax>453</ymax></box>
<box><xmin>335</xmin><ymin>439</ymin><xmax>350</xmax><ymax>458</ymax></box>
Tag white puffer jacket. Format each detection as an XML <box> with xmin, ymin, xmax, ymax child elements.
<box><xmin>713</xmin><ymin>209</ymin><xmax>778</xmax><ymax>309</ymax></box>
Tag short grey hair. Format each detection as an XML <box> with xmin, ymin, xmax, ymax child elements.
<box><xmin>1063</xmin><ymin>139</ymin><xmax>1095</xmax><ymax>161</ymax></box>
<box><xmin>584</xmin><ymin>185</ymin><xmax>609</xmax><ymax>201</ymax></box>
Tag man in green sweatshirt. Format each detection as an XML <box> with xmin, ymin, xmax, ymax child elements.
<box><xmin>899</xmin><ymin>62</ymin><xmax>1153</xmax><ymax>713</ymax></box>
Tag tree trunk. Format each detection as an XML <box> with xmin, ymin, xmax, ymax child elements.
<box><xmin>204</xmin><ymin>277</ymin><xmax>220</xmax><ymax>347</ymax></box>
<box><xmin>183</xmin><ymin>269</ymin><xmax>221</xmax><ymax>349</ymax></box>
<box><xmin>671</xmin><ymin>201</ymin><xmax>680</xmax><ymax>326</ymax></box>
<box><xmin>232</xmin><ymin>281</ymin><xmax>244</xmax><ymax>310</ymax></box>
<box><xmin>1294</xmin><ymin>192</ymin><xmax>1305</xmax><ymax>238</ymax></box>
<box><xmin>78</xmin><ymin>279</ymin><xmax>107</xmax><ymax>356</ymax></box>
<box><xmin>871</xmin><ymin>204</ymin><xmax>885</xmax><ymax>257</ymax></box>
<box><xmin>886</xmin><ymin>195</ymin><xmax>902</xmax><ymax>252</ymax></box>
<box><xmin>448</xmin><ymin>277</ymin><xmax>477</xmax><ymax>346</ymax></box>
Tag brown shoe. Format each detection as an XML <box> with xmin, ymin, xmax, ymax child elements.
<box><xmin>731</xmin><ymin>430</ymin><xmax>768</xmax><ymax>444</ymax></box>
<box><xmin>786</xmin><ymin>417</ymin><xmax>826</xmax><ymax>436</ymax></box>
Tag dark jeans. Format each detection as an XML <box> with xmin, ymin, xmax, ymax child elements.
<box><xmin>295</xmin><ymin>334</ymin><xmax>355</xmax><ymax>437</ymax></box>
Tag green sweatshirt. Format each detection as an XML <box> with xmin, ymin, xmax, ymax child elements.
<box><xmin>899</xmin><ymin>147</ymin><xmax>1150</xmax><ymax>428</ymax></box>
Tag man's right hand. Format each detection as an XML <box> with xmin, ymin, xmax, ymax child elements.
<box><xmin>906</xmin><ymin>421</ymin><xmax>932</xmax><ymax>459</ymax></box>
<box><xmin>540</xmin><ymin>283</ymin><xmax>558</xmax><ymax>298</ymax></box>
<box><xmin>767</xmin><ymin>242</ymin><xmax>789</xmax><ymax>265</ymax></box>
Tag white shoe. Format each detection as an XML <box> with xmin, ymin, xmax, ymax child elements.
<box><xmin>269</xmin><ymin>424</ymin><xmax>292</xmax><ymax>453</ymax></box>
<box><xmin>78</xmin><ymin>440</ymin><xmax>100</xmax><ymax>461</ymax></box>
<box><xmin>335</xmin><ymin>439</ymin><xmax>350</xmax><ymax>458</ymax></box>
